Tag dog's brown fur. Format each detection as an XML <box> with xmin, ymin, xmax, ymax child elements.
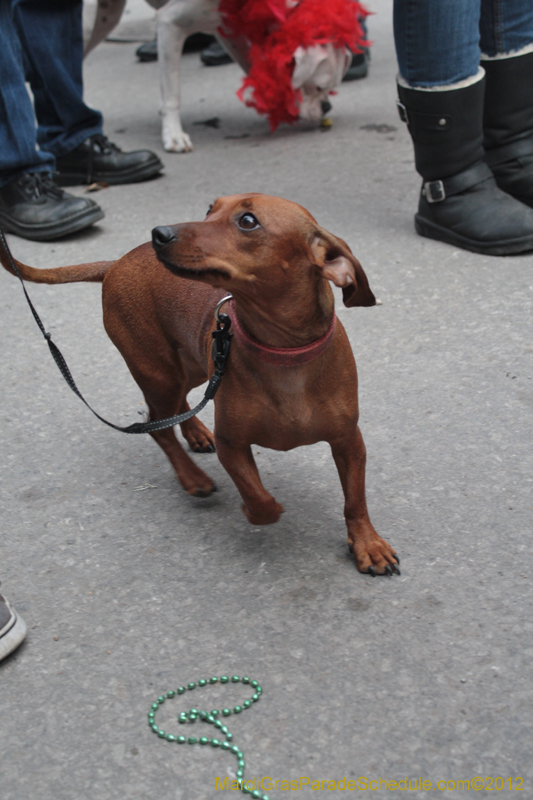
<box><xmin>0</xmin><ymin>194</ymin><xmax>398</xmax><ymax>574</ymax></box>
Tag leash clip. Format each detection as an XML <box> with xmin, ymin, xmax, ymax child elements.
<box><xmin>211</xmin><ymin>293</ymin><xmax>233</xmax><ymax>378</ymax></box>
<box><xmin>214</xmin><ymin>293</ymin><xmax>233</xmax><ymax>324</ymax></box>
<box><xmin>211</xmin><ymin>313</ymin><xmax>232</xmax><ymax>377</ymax></box>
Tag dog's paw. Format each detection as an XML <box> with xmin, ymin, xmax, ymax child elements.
<box><xmin>162</xmin><ymin>121</ymin><xmax>193</xmax><ymax>153</ymax></box>
<box><xmin>185</xmin><ymin>477</ymin><xmax>217</xmax><ymax>497</ymax></box>
<box><xmin>178</xmin><ymin>464</ymin><xmax>217</xmax><ymax>497</ymax></box>
<box><xmin>242</xmin><ymin>499</ymin><xmax>284</xmax><ymax>526</ymax></box>
<box><xmin>189</xmin><ymin>481</ymin><xmax>218</xmax><ymax>498</ymax></box>
<box><xmin>349</xmin><ymin>535</ymin><xmax>400</xmax><ymax>576</ymax></box>
<box><xmin>181</xmin><ymin>418</ymin><xmax>216</xmax><ymax>453</ymax></box>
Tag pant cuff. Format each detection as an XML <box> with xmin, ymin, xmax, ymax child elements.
<box><xmin>41</xmin><ymin>124</ymin><xmax>104</xmax><ymax>159</ymax></box>
<box><xmin>397</xmin><ymin>67</ymin><xmax>484</xmax><ymax>92</ymax></box>
<box><xmin>481</xmin><ymin>42</ymin><xmax>533</xmax><ymax>61</ymax></box>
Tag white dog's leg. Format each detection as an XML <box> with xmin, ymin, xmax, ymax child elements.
<box><xmin>157</xmin><ymin>6</ymin><xmax>192</xmax><ymax>153</ymax></box>
<box><xmin>156</xmin><ymin>0</ymin><xmax>220</xmax><ymax>153</ymax></box>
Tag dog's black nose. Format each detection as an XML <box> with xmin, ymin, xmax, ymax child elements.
<box><xmin>152</xmin><ymin>226</ymin><xmax>176</xmax><ymax>248</ymax></box>
<box><xmin>321</xmin><ymin>100</ymin><xmax>332</xmax><ymax>116</ymax></box>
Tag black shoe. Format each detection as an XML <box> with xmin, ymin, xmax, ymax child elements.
<box><xmin>0</xmin><ymin>172</ymin><xmax>104</xmax><ymax>241</ymax></box>
<box><xmin>55</xmin><ymin>134</ymin><xmax>163</xmax><ymax>186</ymax></box>
<box><xmin>200</xmin><ymin>41</ymin><xmax>233</xmax><ymax>66</ymax></box>
<box><xmin>136</xmin><ymin>39</ymin><xmax>157</xmax><ymax>62</ymax></box>
<box><xmin>184</xmin><ymin>33</ymin><xmax>216</xmax><ymax>53</ymax></box>
<box><xmin>342</xmin><ymin>49</ymin><xmax>370</xmax><ymax>82</ymax></box>
<box><xmin>397</xmin><ymin>77</ymin><xmax>533</xmax><ymax>255</ymax></box>
<box><xmin>415</xmin><ymin>162</ymin><xmax>533</xmax><ymax>256</ymax></box>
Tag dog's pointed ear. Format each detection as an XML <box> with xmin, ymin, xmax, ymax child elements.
<box><xmin>310</xmin><ymin>229</ymin><xmax>376</xmax><ymax>307</ymax></box>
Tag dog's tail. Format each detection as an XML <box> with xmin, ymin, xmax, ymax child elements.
<box><xmin>0</xmin><ymin>236</ymin><xmax>114</xmax><ymax>284</ymax></box>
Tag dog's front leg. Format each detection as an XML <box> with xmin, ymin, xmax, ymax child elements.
<box><xmin>331</xmin><ymin>427</ymin><xmax>399</xmax><ymax>576</ymax></box>
<box><xmin>156</xmin><ymin>6</ymin><xmax>193</xmax><ymax>153</ymax></box>
<box><xmin>215</xmin><ymin>437</ymin><xmax>284</xmax><ymax>525</ymax></box>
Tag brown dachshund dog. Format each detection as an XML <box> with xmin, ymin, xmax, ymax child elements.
<box><xmin>0</xmin><ymin>194</ymin><xmax>399</xmax><ymax>575</ymax></box>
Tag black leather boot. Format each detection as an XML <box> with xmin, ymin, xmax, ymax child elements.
<box><xmin>0</xmin><ymin>172</ymin><xmax>104</xmax><ymax>241</ymax></box>
<box><xmin>200</xmin><ymin>41</ymin><xmax>233</xmax><ymax>66</ymax></box>
<box><xmin>55</xmin><ymin>134</ymin><xmax>163</xmax><ymax>186</ymax></box>
<box><xmin>136</xmin><ymin>39</ymin><xmax>158</xmax><ymax>62</ymax></box>
<box><xmin>483</xmin><ymin>51</ymin><xmax>533</xmax><ymax>209</ymax></box>
<box><xmin>397</xmin><ymin>76</ymin><xmax>533</xmax><ymax>255</ymax></box>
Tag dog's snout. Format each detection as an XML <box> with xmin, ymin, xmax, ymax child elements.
<box><xmin>321</xmin><ymin>100</ymin><xmax>332</xmax><ymax>116</ymax></box>
<box><xmin>152</xmin><ymin>226</ymin><xmax>176</xmax><ymax>248</ymax></box>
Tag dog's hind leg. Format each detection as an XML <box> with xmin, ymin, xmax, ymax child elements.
<box><xmin>180</xmin><ymin>409</ymin><xmax>216</xmax><ymax>453</ymax></box>
<box><xmin>149</xmin><ymin>410</ymin><xmax>217</xmax><ymax>497</ymax></box>
<box><xmin>144</xmin><ymin>380</ymin><xmax>218</xmax><ymax>496</ymax></box>
<box><xmin>174</xmin><ymin>350</ymin><xmax>216</xmax><ymax>453</ymax></box>
<box><xmin>115</xmin><ymin>344</ymin><xmax>217</xmax><ymax>496</ymax></box>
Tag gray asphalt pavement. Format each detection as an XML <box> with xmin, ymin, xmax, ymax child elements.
<box><xmin>1</xmin><ymin>2</ymin><xmax>532</xmax><ymax>798</ymax></box>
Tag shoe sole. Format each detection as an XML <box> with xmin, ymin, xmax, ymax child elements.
<box><xmin>0</xmin><ymin>205</ymin><xmax>104</xmax><ymax>242</ymax></box>
<box><xmin>415</xmin><ymin>214</ymin><xmax>533</xmax><ymax>256</ymax></box>
<box><xmin>56</xmin><ymin>159</ymin><xmax>163</xmax><ymax>187</ymax></box>
<box><xmin>0</xmin><ymin>611</ymin><xmax>26</xmax><ymax>661</ymax></box>
<box><xmin>200</xmin><ymin>55</ymin><xmax>234</xmax><ymax>66</ymax></box>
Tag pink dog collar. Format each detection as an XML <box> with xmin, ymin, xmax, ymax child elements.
<box><xmin>228</xmin><ymin>300</ymin><xmax>336</xmax><ymax>367</ymax></box>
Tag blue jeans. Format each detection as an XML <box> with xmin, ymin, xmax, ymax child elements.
<box><xmin>394</xmin><ymin>0</ymin><xmax>533</xmax><ymax>87</ymax></box>
<box><xmin>0</xmin><ymin>0</ymin><xmax>102</xmax><ymax>188</ymax></box>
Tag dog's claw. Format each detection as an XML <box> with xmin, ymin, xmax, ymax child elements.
<box><xmin>385</xmin><ymin>565</ymin><xmax>393</xmax><ymax>576</ymax></box>
<box><xmin>192</xmin><ymin>482</ymin><xmax>217</xmax><ymax>497</ymax></box>
<box><xmin>393</xmin><ymin>555</ymin><xmax>400</xmax><ymax>565</ymax></box>
<box><xmin>392</xmin><ymin>564</ymin><xmax>401</xmax><ymax>575</ymax></box>
<box><xmin>368</xmin><ymin>566</ymin><xmax>376</xmax><ymax>577</ymax></box>
<box><xmin>189</xmin><ymin>440</ymin><xmax>216</xmax><ymax>453</ymax></box>
<box><xmin>347</xmin><ymin>542</ymin><xmax>353</xmax><ymax>554</ymax></box>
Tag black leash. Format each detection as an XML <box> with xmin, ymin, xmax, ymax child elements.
<box><xmin>0</xmin><ymin>226</ymin><xmax>232</xmax><ymax>434</ymax></box>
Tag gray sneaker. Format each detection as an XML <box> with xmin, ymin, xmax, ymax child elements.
<box><xmin>0</xmin><ymin>593</ymin><xmax>27</xmax><ymax>661</ymax></box>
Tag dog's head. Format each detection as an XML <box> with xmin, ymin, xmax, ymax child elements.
<box><xmin>292</xmin><ymin>44</ymin><xmax>351</xmax><ymax>122</ymax></box>
<box><xmin>152</xmin><ymin>194</ymin><xmax>375</xmax><ymax>308</ymax></box>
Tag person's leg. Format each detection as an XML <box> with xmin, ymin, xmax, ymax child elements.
<box><xmin>0</xmin><ymin>0</ymin><xmax>104</xmax><ymax>240</ymax></box>
<box><xmin>0</xmin><ymin>0</ymin><xmax>54</xmax><ymax>188</ymax></box>
<box><xmin>13</xmin><ymin>0</ymin><xmax>163</xmax><ymax>185</ymax></box>
<box><xmin>394</xmin><ymin>0</ymin><xmax>481</xmax><ymax>87</ymax></box>
<box><xmin>480</xmin><ymin>0</ymin><xmax>533</xmax><ymax>207</ymax></box>
<box><xmin>12</xmin><ymin>0</ymin><xmax>102</xmax><ymax>157</ymax></box>
<box><xmin>479</xmin><ymin>0</ymin><xmax>533</xmax><ymax>58</ymax></box>
<box><xmin>393</xmin><ymin>0</ymin><xmax>533</xmax><ymax>255</ymax></box>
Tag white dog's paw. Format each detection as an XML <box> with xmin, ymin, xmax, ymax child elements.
<box><xmin>162</xmin><ymin>119</ymin><xmax>193</xmax><ymax>153</ymax></box>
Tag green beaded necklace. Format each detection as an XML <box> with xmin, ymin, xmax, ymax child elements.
<box><xmin>148</xmin><ymin>674</ymin><xmax>269</xmax><ymax>799</ymax></box>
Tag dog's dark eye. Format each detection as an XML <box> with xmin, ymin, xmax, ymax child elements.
<box><xmin>238</xmin><ymin>213</ymin><xmax>259</xmax><ymax>230</ymax></box>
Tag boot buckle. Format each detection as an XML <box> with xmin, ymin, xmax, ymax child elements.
<box><xmin>423</xmin><ymin>180</ymin><xmax>445</xmax><ymax>203</ymax></box>
<box><xmin>396</xmin><ymin>100</ymin><xmax>409</xmax><ymax>124</ymax></box>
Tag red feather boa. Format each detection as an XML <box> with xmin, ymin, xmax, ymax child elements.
<box><xmin>218</xmin><ymin>0</ymin><xmax>369</xmax><ymax>130</ymax></box>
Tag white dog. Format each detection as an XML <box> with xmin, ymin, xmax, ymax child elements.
<box><xmin>85</xmin><ymin>0</ymin><xmax>360</xmax><ymax>153</ymax></box>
